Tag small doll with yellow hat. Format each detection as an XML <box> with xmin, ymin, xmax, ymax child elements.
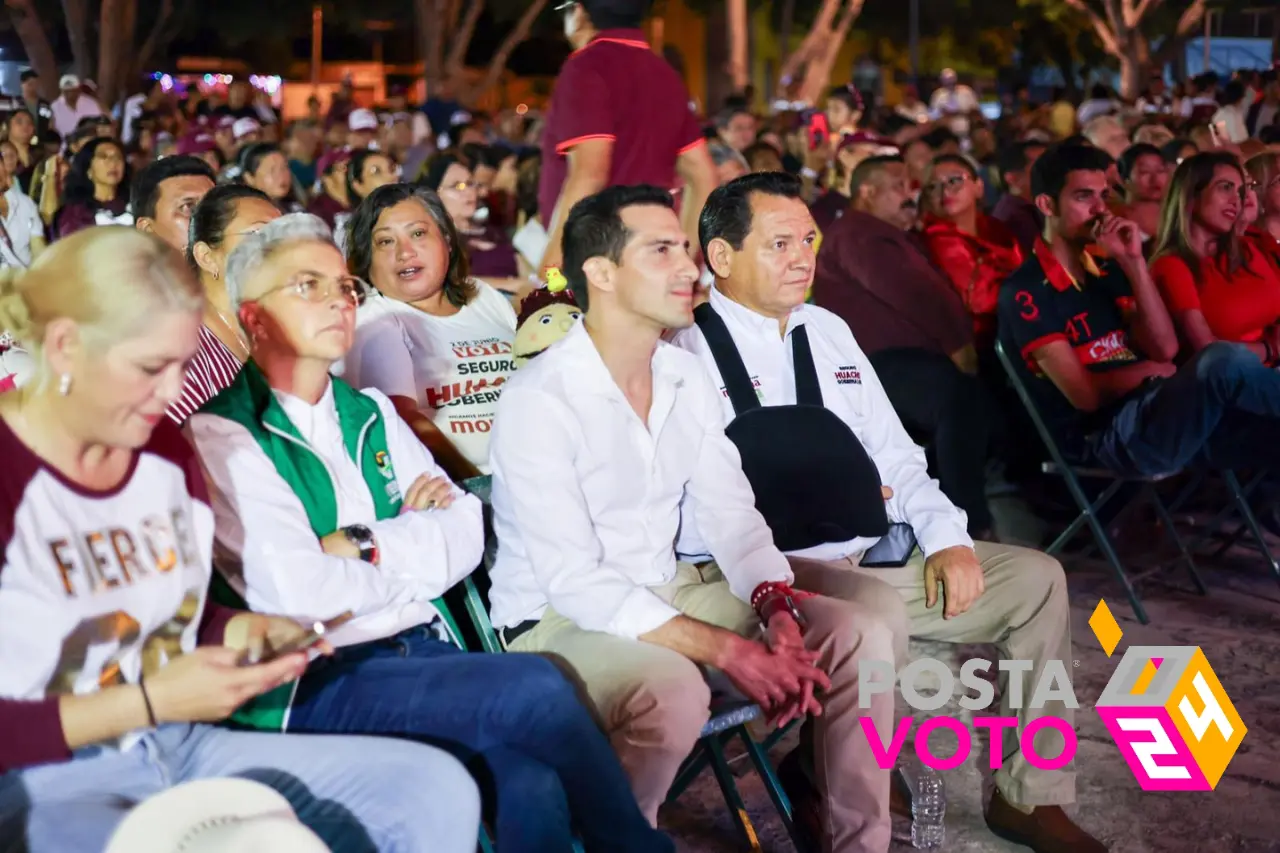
<box><xmin>512</xmin><ymin>268</ymin><xmax>583</xmax><ymax>368</ymax></box>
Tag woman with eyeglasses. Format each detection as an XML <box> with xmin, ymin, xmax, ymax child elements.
<box><xmin>1151</xmin><ymin>151</ymin><xmax>1280</xmax><ymax>362</ymax></box>
<box><xmin>1117</xmin><ymin>143</ymin><xmax>1169</xmax><ymax>247</ymax></box>
<box><xmin>53</xmin><ymin>137</ymin><xmax>132</xmax><ymax>239</ymax></box>
<box><xmin>919</xmin><ymin>153</ymin><xmax>1023</xmax><ymax>353</ymax></box>
<box><xmin>168</xmin><ymin>184</ymin><xmax>282</xmax><ymax>423</ymax></box>
<box><xmin>187</xmin><ymin>213</ymin><xmax>673</xmax><ymax>853</ymax></box>
<box><xmin>1245</xmin><ymin>153</ymin><xmax>1280</xmax><ymax>265</ymax></box>
<box><xmin>342</xmin><ymin>183</ymin><xmax>517</xmax><ymax>480</ymax></box>
<box><xmin>421</xmin><ymin>152</ymin><xmax>524</xmax><ymax>295</ymax></box>
<box><xmin>0</xmin><ymin>225</ymin><xmax>483</xmax><ymax>853</ymax></box>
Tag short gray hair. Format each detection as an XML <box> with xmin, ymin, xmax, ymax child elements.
<box><xmin>225</xmin><ymin>212</ymin><xmax>334</xmax><ymax>314</ymax></box>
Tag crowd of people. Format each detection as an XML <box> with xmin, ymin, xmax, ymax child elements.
<box><xmin>0</xmin><ymin>0</ymin><xmax>1278</xmax><ymax>851</ymax></box>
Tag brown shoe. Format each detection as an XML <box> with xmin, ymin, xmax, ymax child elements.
<box><xmin>888</xmin><ymin>767</ymin><xmax>912</xmax><ymax>819</ymax></box>
<box><xmin>984</xmin><ymin>788</ymin><xmax>1108</xmax><ymax>853</ymax></box>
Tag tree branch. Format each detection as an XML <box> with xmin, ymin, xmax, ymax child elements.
<box><xmin>133</xmin><ymin>0</ymin><xmax>180</xmax><ymax>84</ymax></box>
<box><xmin>774</xmin><ymin>0</ymin><xmax>842</xmax><ymax>97</ymax></box>
<box><xmin>1127</xmin><ymin>0</ymin><xmax>1159</xmax><ymax>28</ymax></box>
<box><xmin>1064</xmin><ymin>0</ymin><xmax>1121</xmax><ymax>57</ymax></box>
<box><xmin>5</xmin><ymin>0</ymin><xmax>59</xmax><ymax>99</ymax></box>
<box><xmin>1172</xmin><ymin>0</ymin><xmax>1207</xmax><ymax>37</ymax></box>
<box><xmin>462</xmin><ymin>0</ymin><xmax>548</xmax><ymax>106</ymax></box>
<box><xmin>445</xmin><ymin>0</ymin><xmax>484</xmax><ymax>76</ymax></box>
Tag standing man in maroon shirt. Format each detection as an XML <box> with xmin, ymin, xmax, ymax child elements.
<box><xmin>539</xmin><ymin>0</ymin><xmax>717</xmax><ymax>274</ymax></box>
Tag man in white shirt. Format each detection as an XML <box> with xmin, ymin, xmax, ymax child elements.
<box><xmin>190</xmin><ymin>213</ymin><xmax>671</xmax><ymax>853</ymax></box>
<box><xmin>50</xmin><ymin>74</ymin><xmax>104</xmax><ymax>141</ymax></box>
<box><xmin>488</xmin><ymin>184</ymin><xmax>903</xmax><ymax>849</ymax></box>
<box><xmin>673</xmin><ymin>173</ymin><xmax>1105</xmax><ymax>853</ymax></box>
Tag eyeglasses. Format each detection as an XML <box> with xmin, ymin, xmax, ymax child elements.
<box><xmin>250</xmin><ymin>273</ymin><xmax>369</xmax><ymax>307</ymax></box>
<box><xmin>923</xmin><ymin>174</ymin><xmax>969</xmax><ymax>196</ymax></box>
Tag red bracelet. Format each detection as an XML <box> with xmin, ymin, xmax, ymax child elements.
<box><xmin>750</xmin><ymin>581</ymin><xmax>793</xmax><ymax>610</ymax></box>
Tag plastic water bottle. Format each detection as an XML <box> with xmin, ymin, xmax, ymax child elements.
<box><xmin>902</xmin><ymin>763</ymin><xmax>946</xmax><ymax>848</ymax></box>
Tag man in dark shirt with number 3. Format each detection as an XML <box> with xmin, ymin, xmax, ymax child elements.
<box><xmin>999</xmin><ymin>144</ymin><xmax>1280</xmax><ymax>476</ymax></box>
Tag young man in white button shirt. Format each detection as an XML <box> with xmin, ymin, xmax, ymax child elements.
<box><xmin>488</xmin><ymin>184</ymin><xmax>903</xmax><ymax>850</ymax></box>
<box><xmin>671</xmin><ymin>172</ymin><xmax>1105</xmax><ymax>853</ymax></box>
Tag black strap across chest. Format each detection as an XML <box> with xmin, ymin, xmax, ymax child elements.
<box><xmin>693</xmin><ymin>301</ymin><xmax>890</xmax><ymax>550</ymax></box>
<box><xmin>694</xmin><ymin>302</ymin><xmax>822</xmax><ymax>413</ymax></box>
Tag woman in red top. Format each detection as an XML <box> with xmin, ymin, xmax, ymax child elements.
<box><xmin>1244</xmin><ymin>152</ymin><xmax>1280</xmax><ymax>266</ymax></box>
<box><xmin>919</xmin><ymin>153</ymin><xmax>1023</xmax><ymax>350</ymax></box>
<box><xmin>1151</xmin><ymin>151</ymin><xmax>1280</xmax><ymax>364</ymax></box>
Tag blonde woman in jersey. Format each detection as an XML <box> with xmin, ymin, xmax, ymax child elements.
<box><xmin>0</xmin><ymin>226</ymin><xmax>481</xmax><ymax>853</ymax></box>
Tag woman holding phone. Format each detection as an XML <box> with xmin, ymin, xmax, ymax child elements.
<box><xmin>0</xmin><ymin>226</ymin><xmax>481</xmax><ymax>853</ymax></box>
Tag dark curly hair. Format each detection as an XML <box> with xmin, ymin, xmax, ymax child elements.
<box><xmin>345</xmin><ymin>182</ymin><xmax>477</xmax><ymax>309</ymax></box>
<box><xmin>60</xmin><ymin>136</ymin><xmax>131</xmax><ymax>208</ymax></box>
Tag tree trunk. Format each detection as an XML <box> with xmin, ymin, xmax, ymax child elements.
<box><xmin>416</xmin><ymin>0</ymin><xmax>447</xmax><ymax>92</ymax></box>
<box><xmin>96</xmin><ymin>0</ymin><xmax>131</xmax><ymax>109</ymax></box>
<box><xmin>796</xmin><ymin>0</ymin><xmax>863</xmax><ymax>105</ymax></box>
<box><xmin>1117</xmin><ymin>44</ymin><xmax>1143</xmax><ymax>100</ymax></box>
<box><xmin>460</xmin><ymin>0</ymin><xmax>548</xmax><ymax>106</ymax></box>
<box><xmin>133</xmin><ymin>0</ymin><xmax>180</xmax><ymax>84</ymax></box>
<box><xmin>727</xmin><ymin>0</ymin><xmax>749</xmax><ymax>93</ymax></box>
<box><xmin>60</xmin><ymin>0</ymin><xmax>92</xmax><ymax>80</ymax></box>
<box><xmin>444</xmin><ymin>0</ymin><xmax>484</xmax><ymax>78</ymax></box>
<box><xmin>5</xmin><ymin>0</ymin><xmax>59</xmax><ymax>100</ymax></box>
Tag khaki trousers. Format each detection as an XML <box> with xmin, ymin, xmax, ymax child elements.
<box><xmin>789</xmin><ymin>540</ymin><xmax>1077</xmax><ymax>850</ymax></box>
<box><xmin>509</xmin><ymin>561</ymin><xmax>900</xmax><ymax>853</ymax></box>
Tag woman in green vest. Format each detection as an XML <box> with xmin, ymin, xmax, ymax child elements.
<box><xmin>188</xmin><ymin>212</ymin><xmax>671</xmax><ymax>853</ymax></box>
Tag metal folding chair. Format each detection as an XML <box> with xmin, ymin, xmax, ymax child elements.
<box><xmin>993</xmin><ymin>341</ymin><xmax>1207</xmax><ymax>624</ymax></box>
<box><xmin>458</xmin><ymin>476</ymin><xmax>804</xmax><ymax>852</ymax></box>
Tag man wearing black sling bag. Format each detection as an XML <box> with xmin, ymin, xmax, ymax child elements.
<box><xmin>671</xmin><ymin>173</ymin><xmax>1104</xmax><ymax>853</ymax></box>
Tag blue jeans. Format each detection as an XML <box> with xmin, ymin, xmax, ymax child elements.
<box><xmin>287</xmin><ymin>625</ymin><xmax>672</xmax><ymax>853</ymax></box>
<box><xmin>0</xmin><ymin>722</ymin><xmax>480</xmax><ymax>853</ymax></box>
<box><xmin>1090</xmin><ymin>342</ymin><xmax>1280</xmax><ymax>476</ymax></box>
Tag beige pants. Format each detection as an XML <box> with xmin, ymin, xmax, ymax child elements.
<box><xmin>512</xmin><ymin>542</ymin><xmax>1072</xmax><ymax>853</ymax></box>
<box><xmin>789</xmin><ymin>540</ymin><xmax>1076</xmax><ymax>852</ymax></box>
<box><xmin>509</xmin><ymin>561</ymin><xmax>899</xmax><ymax>853</ymax></box>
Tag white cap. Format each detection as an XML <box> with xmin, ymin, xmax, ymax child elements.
<box><xmin>58</xmin><ymin>74</ymin><xmax>80</xmax><ymax>90</ymax></box>
<box><xmin>104</xmin><ymin>778</ymin><xmax>331</xmax><ymax>853</ymax></box>
<box><xmin>232</xmin><ymin>116</ymin><xmax>262</xmax><ymax>140</ymax></box>
<box><xmin>348</xmin><ymin>108</ymin><xmax>378</xmax><ymax>132</ymax></box>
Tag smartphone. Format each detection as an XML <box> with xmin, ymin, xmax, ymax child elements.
<box><xmin>239</xmin><ymin>611</ymin><xmax>355</xmax><ymax>666</ymax></box>
<box><xmin>861</xmin><ymin>523</ymin><xmax>918</xmax><ymax>568</ymax></box>
<box><xmin>807</xmin><ymin>112</ymin><xmax>830</xmax><ymax>150</ymax></box>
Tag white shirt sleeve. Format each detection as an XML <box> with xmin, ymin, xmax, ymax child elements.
<box><xmin>684</xmin><ymin>366</ymin><xmax>793</xmax><ymax>602</ymax></box>
<box><xmin>490</xmin><ymin>385</ymin><xmax>680</xmax><ymax>639</ymax></box>
<box><xmin>829</xmin><ymin>323</ymin><xmax>973</xmax><ymax>556</ymax></box>
<box><xmin>366</xmin><ymin>390</ymin><xmax>484</xmax><ymax>595</ymax></box>
<box><xmin>347</xmin><ymin>313</ymin><xmax>419</xmax><ymax>400</ymax></box>
<box><xmin>189</xmin><ymin>413</ymin><xmax>421</xmax><ymax>620</ymax></box>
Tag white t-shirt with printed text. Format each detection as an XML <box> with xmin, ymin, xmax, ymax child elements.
<box><xmin>342</xmin><ymin>280</ymin><xmax>517</xmax><ymax>474</ymax></box>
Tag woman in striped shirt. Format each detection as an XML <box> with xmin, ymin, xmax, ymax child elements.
<box><xmin>167</xmin><ymin>185</ymin><xmax>281</xmax><ymax>423</ymax></box>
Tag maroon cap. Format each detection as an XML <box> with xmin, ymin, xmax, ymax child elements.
<box><xmin>317</xmin><ymin>146</ymin><xmax>352</xmax><ymax>175</ymax></box>
<box><xmin>177</xmin><ymin>131</ymin><xmax>217</xmax><ymax>156</ymax></box>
